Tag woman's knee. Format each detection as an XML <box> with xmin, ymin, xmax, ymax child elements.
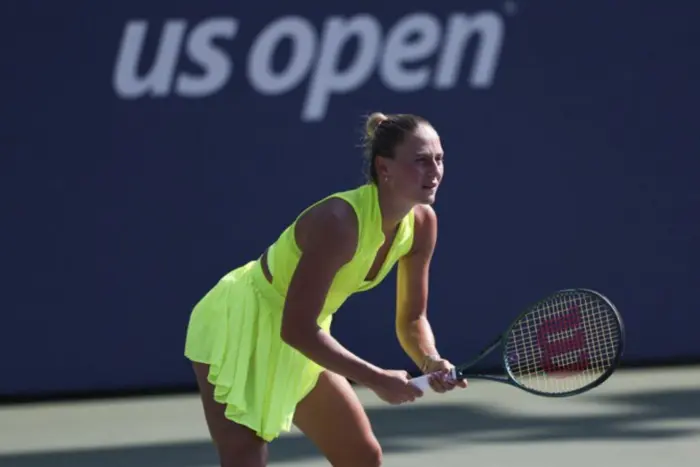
<box><xmin>331</xmin><ymin>437</ymin><xmax>383</xmax><ymax>467</ymax></box>
<box><xmin>211</xmin><ymin>419</ymin><xmax>267</xmax><ymax>467</ymax></box>
<box><xmin>355</xmin><ymin>437</ymin><xmax>383</xmax><ymax>467</ymax></box>
<box><xmin>217</xmin><ymin>439</ymin><xmax>268</xmax><ymax>467</ymax></box>
<box><xmin>293</xmin><ymin>371</ymin><xmax>384</xmax><ymax>466</ymax></box>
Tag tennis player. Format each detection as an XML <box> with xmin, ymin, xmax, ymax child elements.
<box><xmin>184</xmin><ymin>112</ymin><xmax>467</xmax><ymax>467</ymax></box>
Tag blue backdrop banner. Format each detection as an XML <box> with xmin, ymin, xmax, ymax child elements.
<box><xmin>2</xmin><ymin>1</ymin><xmax>698</xmax><ymax>396</ymax></box>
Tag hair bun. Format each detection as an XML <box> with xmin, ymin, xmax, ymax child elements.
<box><xmin>365</xmin><ymin>112</ymin><xmax>388</xmax><ymax>139</ymax></box>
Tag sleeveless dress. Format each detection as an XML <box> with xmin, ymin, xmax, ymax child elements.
<box><xmin>184</xmin><ymin>183</ymin><xmax>415</xmax><ymax>441</ymax></box>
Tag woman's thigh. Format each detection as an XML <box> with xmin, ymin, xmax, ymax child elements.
<box><xmin>192</xmin><ymin>362</ymin><xmax>268</xmax><ymax>467</ymax></box>
<box><xmin>293</xmin><ymin>371</ymin><xmax>383</xmax><ymax>467</ymax></box>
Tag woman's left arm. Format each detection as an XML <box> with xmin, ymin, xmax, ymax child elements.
<box><xmin>395</xmin><ymin>204</ymin><xmax>467</xmax><ymax>392</ymax></box>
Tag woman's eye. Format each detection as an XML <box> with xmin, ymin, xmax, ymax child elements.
<box><xmin>416</xmin><ymin>157</ymin><xmax>443</xmax><ymax>164</ymax></box>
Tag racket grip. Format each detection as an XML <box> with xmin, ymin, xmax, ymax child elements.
<box><xmin>410</xmin><ymin>368</ymin><xmax>457</xmax><ymax>392</ymax></box>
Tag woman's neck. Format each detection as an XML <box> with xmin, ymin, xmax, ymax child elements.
<box><xmin>376</xmin><ymin>183</ymin><xmax>414</xmax><ymax>234</ymax></box>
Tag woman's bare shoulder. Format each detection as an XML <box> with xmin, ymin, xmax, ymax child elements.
<box><xmin>295</xmin><ymin>197</ymin><xmax>359</xmax><ymax>259</ymax></box>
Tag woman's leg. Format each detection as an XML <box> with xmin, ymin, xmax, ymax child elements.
<box><xmin>293</xmin><ymin>371</ymin><xmax>383</xmax><ymax>466</ymax></box>
<box><xmin>192</xmin><ymin>362</ymin><xmax>269</xmax><ymax>467</ymax></box>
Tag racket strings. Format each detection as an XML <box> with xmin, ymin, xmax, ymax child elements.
<box><xmin>504</xmin><ymin>292</ymin><xmax>621</xmax><ymax>395</ymax></box>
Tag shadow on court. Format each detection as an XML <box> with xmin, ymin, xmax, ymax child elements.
<box><xmin>3</xmin><ymin>388</ymin><xmax>699</xmax><ymax>467</ymax></box>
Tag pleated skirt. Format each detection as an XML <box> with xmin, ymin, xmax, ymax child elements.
<box><xmin>184</xmin><ymin>259</ymin><xmax>330</xmax><ymax>441</ymax></box>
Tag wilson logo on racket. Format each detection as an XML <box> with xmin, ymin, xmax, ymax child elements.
<box><xmin>536</xmin><ymin>305</ymin><xmax>590</xmax><ymax>377</ymax></box>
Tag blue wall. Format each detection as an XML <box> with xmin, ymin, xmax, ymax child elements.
<box><xmin>3</xmin><ymin>1</ymin><xmax>699</xmax><ymax>397</ymax></box>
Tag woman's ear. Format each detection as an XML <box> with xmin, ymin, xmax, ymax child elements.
<box><xmin>374</xmin><ymin>155</ymin><xmax>391</xmax><ymax>183</ymax></box>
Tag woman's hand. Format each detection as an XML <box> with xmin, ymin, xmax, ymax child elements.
<box><xmin>367</xmin><ymin>369</ymin><xmax>424</xmax><ymax>405</ymax></box>
<box><xmin>421</xmin><ymin>356</ymin><xmax>468</xmax><ymax>393</ymax></box>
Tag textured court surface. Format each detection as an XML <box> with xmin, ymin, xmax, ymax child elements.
<box><xmin>1</xmin><ymin>366</ymin><xmax>699</xmax><ymax>466</ymax></box>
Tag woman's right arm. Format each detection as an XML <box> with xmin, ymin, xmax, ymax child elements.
<box><xmin>279</xmin><ymin>198</ymin><xmax>385</xmax><ymax>387</ymax></box>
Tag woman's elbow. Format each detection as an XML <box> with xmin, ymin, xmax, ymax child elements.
<box><xmin>280</xmin><ymin>320</ymin><xmax>312</xmax><ymax>349</ymax></box>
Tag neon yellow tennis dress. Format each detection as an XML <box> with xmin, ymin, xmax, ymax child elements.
<box><xmin>184</xmin><ymin>182</ymin><xmax>415</xmax><ymax>441</ymax></box>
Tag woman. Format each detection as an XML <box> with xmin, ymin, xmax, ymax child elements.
<box><xmin>184</xmin><ymin>112</ymin><xmax>467</xmax><ymax>467</ymax></box>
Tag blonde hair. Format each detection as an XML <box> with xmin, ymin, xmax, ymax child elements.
<box><xmin>365</xmin><ymin>112</ymin><xmax>388</xmax><ymax>140</ymax></box>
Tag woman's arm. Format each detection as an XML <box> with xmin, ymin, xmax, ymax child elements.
<box><xmin>395</xmin><ymin>204</ymin><xmax>441</xmax><ymax>370</ymax></box>
<box><xmin>280</xmin><ymin>197</ymin><xmax>385</xmax><ymax>387</ymax></box>
<box><xmin>396</xmin><ymin>205</ymin><xmax>467</xmax><ymax>392</ymax></box>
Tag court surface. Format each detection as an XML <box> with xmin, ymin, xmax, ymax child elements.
<box><xmin>1</xmin><ymin>366</ymin><xmax>699</xmax><ymax>466</ymax></box>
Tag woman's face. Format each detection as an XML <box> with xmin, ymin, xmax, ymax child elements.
<box><xmin>377</xmin><ymin>123</ymin><xmax>445</xmax><ymax>205</ymax></box>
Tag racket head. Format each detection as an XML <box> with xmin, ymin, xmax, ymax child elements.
<box><xmin>501</xmin><ymin>288</ymin><xmax>625</xmax><ymax>397</ymax></box>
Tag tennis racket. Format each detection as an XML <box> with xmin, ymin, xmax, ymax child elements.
<box><xmin>411</xmin><ymin>288</ymin><xmax>625</xmax><ymax>397</ymax></box>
